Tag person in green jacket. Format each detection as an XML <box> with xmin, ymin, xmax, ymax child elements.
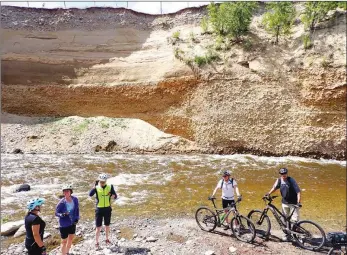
<box><xmin>89</xmin><ymin>173</ymin><xmax>117</xmax><ymax>250</ymax></box>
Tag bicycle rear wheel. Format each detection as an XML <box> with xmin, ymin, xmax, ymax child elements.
<box><xmin>195</xmin><ymin>207</ymin><xmax>217</xmax><ymax>232</ymax></box>
<box><xmin>292</xmin><ymin>220</ymin><xmax>326</xmax><ymax>251</ymax></box>
<box><xmin>248</xmin><ymin>209</ymin><xmax>271</xmax><ymax>239</ymax></box>
<box><xmin>230</xmin><ymin>215</ymin><xmax>256</xmax><ymax>243</ymax></box>
<box><xmin>328</xmin><ymin>246</ymin><xmax>347</xmax><ymax>255</ymax></box>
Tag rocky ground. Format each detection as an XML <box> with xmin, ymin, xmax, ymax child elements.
<box><xmin>2</xmin><ymin>216</ymin><xmax>333</xmax><ymax>255</ymax></box>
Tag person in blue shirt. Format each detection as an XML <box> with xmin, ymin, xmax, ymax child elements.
<box><xmin>55</xmin><ymin>184</ymin><xmax>80</xmax><ymax>255</ymax></box>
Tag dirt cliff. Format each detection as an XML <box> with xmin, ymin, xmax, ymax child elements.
<box><xmin>1</xmin><ymin>5</ymin><xmax>346</xmax><ymax>159</ymax></box>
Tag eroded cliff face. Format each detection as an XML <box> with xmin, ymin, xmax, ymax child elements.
<box><xmin>1</xmin><ymin>6</ymin><xmax>346</xmax><ymax>159</ymax></box>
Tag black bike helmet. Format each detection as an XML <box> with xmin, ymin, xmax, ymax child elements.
<box><xmin>279</xmin><ymin>168</ymin><xmax>288</xmax><ymax>174</ymax></box>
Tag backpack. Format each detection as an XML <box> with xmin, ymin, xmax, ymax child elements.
<box><xmin>327</xmin><ymin>232</ymin><xmax>347</xmax><ymax>244</ymax></box>
<box><xmin>276</xmin><ymin>177</ymin><xmax>293</xmax><ymax>190</ymax></box>
<box><xmin>221</xmin><ymin>178</ymin><xmax>234</xmax><ymax>189</ymax></box>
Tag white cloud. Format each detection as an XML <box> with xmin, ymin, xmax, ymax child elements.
<box><xmin>129</xmin><ymin>2</ymin><xmax>161</xmax><ymax>14</ymax></box>
<box><xmin>2</xmin><ymin>2</ymin><xmax>29</xmax><ymax>7</ymax></box>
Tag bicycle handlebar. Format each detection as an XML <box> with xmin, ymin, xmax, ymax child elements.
<box><xmin>262</xmin><ymin>195</ymin><xmax>278</xmax><ymax>201</ymax></box>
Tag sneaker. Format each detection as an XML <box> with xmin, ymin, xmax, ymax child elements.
<box><xmin>106</xmin><ymin>239</ymin><xmax>112</xmax><ymax>245</ymax></box>
<box><xmin>282</xmin><ymin>235</ymin><xmax>292</xmax><ymax>242</ymax></box>
<box><xmin>223</xmin><ymin>225</ymin><xmax>230</xmax><ymax>230</ymax></box>
<box><xmin>95</xmin><ymin>243</ymin><xmax>100</xmax><ymax>250</ymax></box>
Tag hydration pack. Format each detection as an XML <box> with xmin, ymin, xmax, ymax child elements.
<box><xmin>327</xmin><ymin>232</ymin><xmax>347</xmax><ymax>245</ymax></box>
<box><xmin>221</xmin><ymin>178</ymin><xmax>234</xmax><ymax>189</ymax></box>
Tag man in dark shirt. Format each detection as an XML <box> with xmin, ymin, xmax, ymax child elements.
<box><xmin>266</xmin><ymin>167</ymin><xmax>301</xmax><ymax>241</ymax></box>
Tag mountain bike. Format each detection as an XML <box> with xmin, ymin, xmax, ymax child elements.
<box><xmin>327</xmin><ymin>228</ymin><xmax>347</xmax><ymax>255</ymax></box>
<box><xmin>195</xmin><ymin>196</ymin><xmax>256</xmax><ymax>243</ymax></box>
<box><xmin>248</xmin><ymin>195</ymin><xmax>326</xmax><ymax>251</ymax></box>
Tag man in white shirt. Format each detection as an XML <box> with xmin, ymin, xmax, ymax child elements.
<box><xmin>211</xmin><ymin>170</ymin><xmax>241</xmax><ymax>229</ymax></box>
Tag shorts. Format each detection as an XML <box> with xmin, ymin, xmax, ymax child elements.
<box><xmin>282</xmin><ymin>203</ymin><xmax>300</xmax><ymax>222</ymax></box>
<box><xmin>25</xmin><ymin>242</ymin><xmax>41</xmax><ymax>255</ymax></box>
<box><xmin>222</xmin><ymin>199</ymin><xmax>235</xmax><ymax>209</ymax></box>
<box><xmin>95</xmin><ymin>207</ymin><xmax>112</xmax><ymax>227</ymax></box>
<box><xmin>59</xmin><ymin>225</ymin><xmax>76</xmax><ymax>239</ymax></box>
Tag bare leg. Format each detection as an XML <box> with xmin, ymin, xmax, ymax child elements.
<box><xmin>95</xmin><ymin>227</ymin><xmax>101</xmax><ymax>244</ymax></box>
<box><xmin>105</xmin><ymin>225</ymin><xmax>110</xmax><ymax>241</ymax></box>
<box><xmin>66</xmin><ymin>234</ymin><xmax>75</xmax><ymax>254</ymax></box>
<box><xmin>61</xmin><ymin>238</ymin><xmax>67</xmax><ymax>255</ymax></box>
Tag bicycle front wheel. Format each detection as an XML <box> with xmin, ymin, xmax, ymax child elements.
<box><xmin>292</xmin><ymin>220</ymin><xmax>326</xmax><ymax>251</ymax></box>
<box><xmin>195</xmin><ymin>207</ymin><xmax>217</xmax><ymax>232</ymax></box>
<box><xmin>328</xmin><ymin>246</ymin><xmax>347</xmax><ymax>255</ymax></box>
<box><xmin>248</xmin><ymin>209</ymin><xmax>271</xmax><ymax>239</ymax></box>
<box><xmin>230</xmin><ymin>215</ymin><xmax>256</xmax><ymax>243</ymax></box>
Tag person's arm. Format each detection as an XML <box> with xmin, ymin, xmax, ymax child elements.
<box><xmin>110</xmin><ymin>185</ymin><xmax>117</xmax><ymax>199</ymax></box>
<box><xmin>291</xmin><ymin>178</ymin><xmax>301</xmax><ymax>203</ymax></box>
<box><xmin>75</xmin><ymin>197</ymin><xmax>80</xmax><ymax>221</ymax></box>
<box><xmin>267</xmin><ymin>179</ymin><xmax>279</xmax><ymax>195</ymax></box>
<box><xmin>234</xmin><ymin>186</ymin><xmax>241</xmax><ymax>197</ymax></box>
<box><xmin>89</xmin><ymin>187</ymin><xmax>96</xmax><ymax>197</ymax></box>
<box><xmin>32</xmin><ymin>223</ymin><xmax>44</xmax><ymax>248</ymax></box>
<box><xmin>55</xmin><ymin>200</ymin><xmax>67</xmax><ymax>218</ymax></box>
<box><xmin>211</xmin><ymin>181</ymin><xmax>221</xmax><ymax>197</ymax></box>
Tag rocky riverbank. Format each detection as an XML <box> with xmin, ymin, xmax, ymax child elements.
<box><xmin>1</xmin><ymin>216</ymin><xmax>335</xmax><ymax>255</ymax></box>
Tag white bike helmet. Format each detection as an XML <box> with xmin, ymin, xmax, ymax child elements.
<box><xmin>62</xmin><ymin>184</ymin><xmax>73</xmax><ymax>193</ymax></box>
<box><xmin>279</xmin><ymin>168</ymin><xmax>288</xmax><ymax>175</ymax></box>
<box><xmin>222</xmin><ymin>170</ymin><xmax>231</xmax><ymax>177</ymax></box>
<box><xmin>98</xmin><ymin>173</ymin><xmax>108</xmax><ymax>181</ymax></box>
<box><xmin>27</xmin><ymin>198</ymin><xmax>45</xmax><ymax>211</ymax></box>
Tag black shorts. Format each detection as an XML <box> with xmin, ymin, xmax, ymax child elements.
<box><xmin>59</xmin><ymin>225</ymin><xmax>76</xmax><ymax>239</ymax></box>
<box><xmin>222</xmin><ymin>199</ymin><xmax>235</xmax><ymax>209</ymax></box>
<box><xmin>25</xmin><ymin>242</ymin><xmax>41</xmax><ymax>255</ymax></box>
<box><xmin>95</xmin><ymin>207</ymin><xmax>112</xmax><ymax>227</ymax></box>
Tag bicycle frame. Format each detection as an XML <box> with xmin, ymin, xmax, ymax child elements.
<box><xmin>259</xmin><ymin>197</ymin><xmax>298</xmax><ymax>234</ymax></box>
<box><xmin>210</xmin><ymin>198</ymin><xmax>238</xmax><ymax>226</ymax></box>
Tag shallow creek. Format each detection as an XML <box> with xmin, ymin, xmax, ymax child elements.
<box><xmin>1</xmin><ymin>153</ymin><xmax>345</xmax><ymax>232</ymax></box>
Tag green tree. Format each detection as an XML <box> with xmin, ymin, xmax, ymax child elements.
<box><xmin>301</xmin><ymin>2</ymin><xmax>339</xmax><ymax>32</ymax></box>
<box><xmin>262</xmin><ymin>2</ymin><xmax>296</xmax><ymax>44</ymax></box>
<box><xmin>338</xmin><ymin>2</ymin><xmax>347</xmax><ymax>10</ymax></box>
<box><xmin>207</xmin><ymin>2</ymin><xmax>257</xmax><ymax>40</ymax></box>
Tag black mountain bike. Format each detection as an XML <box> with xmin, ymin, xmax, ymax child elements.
<box><xmin>195</xmin><ymin>196</ymin><xmax>256</xmax><ymax>243</ymax></box>
<box><xmin>248</xmin><ymin>195</ymin><xmax>326</xmax><ymax>251</ymax></box>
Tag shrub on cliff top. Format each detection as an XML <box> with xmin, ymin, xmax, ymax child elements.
<box><xmin>301</xmin><ymin>2</ymin><xmax>339</xmax><ymax>32</ymax></box>
<box><xmin>262</xmin><ymin>2</ymin><xmax>296</xmax><ymax>45</ymax></box>
<box><xmin>207</xmin><ymin>2</ymin><xmax>257</xmax><ymax>41</ymax></box>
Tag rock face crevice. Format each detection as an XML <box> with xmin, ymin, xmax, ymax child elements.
<box><xmin>1</xmin><ymin>6</ymin><xmax>346</xmax><ymax>159</ymax></box>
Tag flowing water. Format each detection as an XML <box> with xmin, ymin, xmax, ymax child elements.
<box><xmin>1</xmin><ymin>153</ymin><xmax>346</xmax><ymax>232</ymax></box>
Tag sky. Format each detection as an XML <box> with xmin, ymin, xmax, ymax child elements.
<box><xmin>1</xmin><ymin>1</ymin><xmax>211</xmax><ymax>14</ymax></box>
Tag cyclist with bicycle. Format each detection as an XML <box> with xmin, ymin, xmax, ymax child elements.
<box><xmin>211</xmin><ymin>170</ymin><xmax>241</xmax><ymax>230</ymax></box>
<box><xmin>265</xmin><ymin>167</ymin><xmax>301</xmax><ymax>241</ymax></box>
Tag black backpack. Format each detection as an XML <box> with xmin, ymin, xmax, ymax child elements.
<box><xmin>327</xmin><ymin>232</ymin><xmax>347</xmax><ymax>244</ymax></box>
<box><xmin>276</xmin><ymin>177</ymin><xmax>294</xmax><ymax>190</ymax></box>
<box><xmin>221</xmin><ymin>178</ymin><xmax>234</xmax><ymax>189</ymax></box>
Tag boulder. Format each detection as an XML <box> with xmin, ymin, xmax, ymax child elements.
<box><xmin>13</xmin><ymin>225</ymin><xmax>26</xmax><ymax>238</ymax></box>
<box><xmin>1</xmin><ymin>220</ymin><xmax>24</xmax><ymax>236</ymax></box>
<box><xmin>15</xmin><ymin>184</ymin><xmax>31</xmax><ymax>192</ymax></box>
